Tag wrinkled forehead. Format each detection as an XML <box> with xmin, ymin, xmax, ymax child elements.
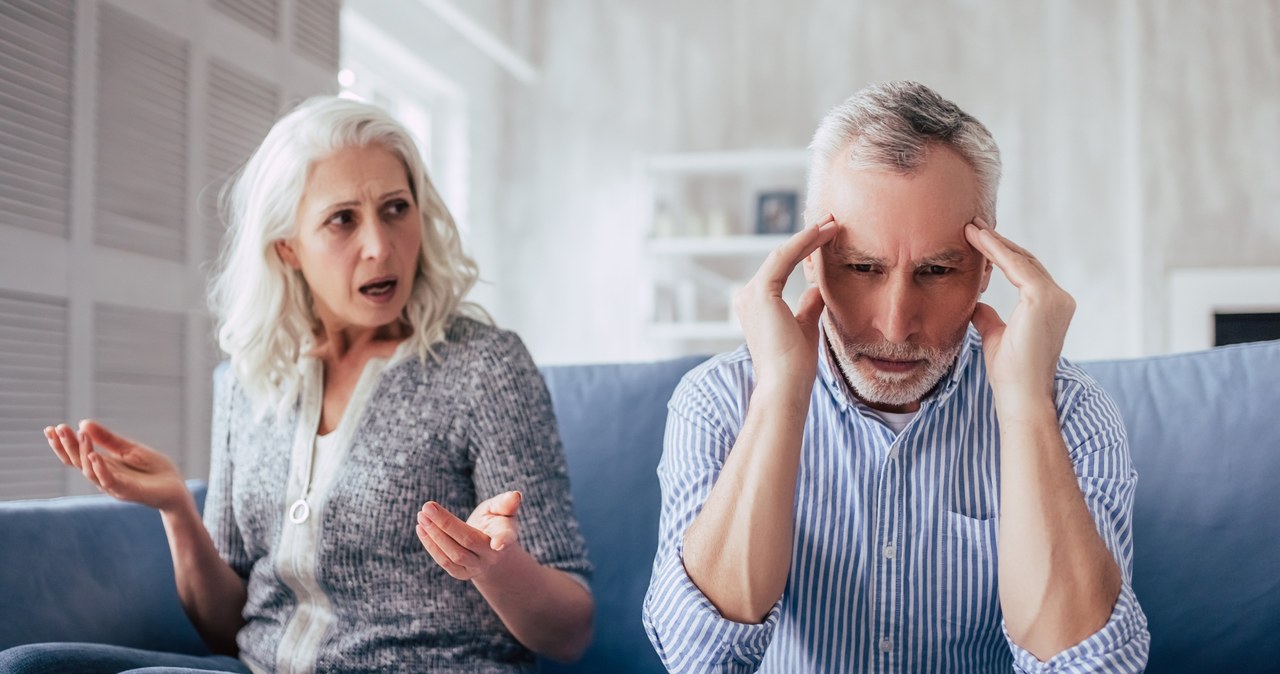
<box><xmin>812</xmin><ymin>144</ymin><xmax>981</xmax><ymax>262</ymax></box>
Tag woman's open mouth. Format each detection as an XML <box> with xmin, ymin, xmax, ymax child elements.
<box><xmin>359</xmin><ymin>277</ymin><xmax>398</xmax><ymax>304</ymax></box>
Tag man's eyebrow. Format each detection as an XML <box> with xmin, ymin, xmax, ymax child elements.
<box><xmin>826</xmin><ymin>245</ymin><xmax>973</xmax><ymax>267</ymax></box>
<box><xmin>918</xmin><ymin>249</ymin><xmax>969</xmax><ymax>266</ymax></box>
<box><xmin>826</xmin><ymin>243</ymin><xmax>886</xmax><ymax>265</ymax></box>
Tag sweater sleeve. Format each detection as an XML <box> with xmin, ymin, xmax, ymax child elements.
<box><xmin>467</xmin><ymin>329</ymin><xmax>592</xmax><ymax>578</ymax></box>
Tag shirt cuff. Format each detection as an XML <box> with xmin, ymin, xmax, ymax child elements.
<box><xmin>1005</xmin><ymin>582</ymin><xmax>1150</xmax><ymax>673</ymax></box>
<box><xmin>643</xmin><ymin>549</ymin><xmax>781</xmax><ymax>673</ymax></box>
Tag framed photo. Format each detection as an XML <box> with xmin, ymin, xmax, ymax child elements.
<box><xmin>755</xmin><ymin>190</ymin><xmax>799</xmax><ymax>235</ymax></box>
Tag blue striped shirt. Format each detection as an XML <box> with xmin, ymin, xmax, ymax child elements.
<box><xmin>642</xmin><ymin>327</ymin><xmax>1149</xmax><ymax>673</ymax></box>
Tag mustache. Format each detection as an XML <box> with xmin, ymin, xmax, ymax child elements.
<box><xmin>847</xmin><ymin>340</ymin><xmax>949</xmax><ymax>362</ymax></box>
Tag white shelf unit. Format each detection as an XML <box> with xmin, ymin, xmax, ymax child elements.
<box><xmin>642</xmin><ymin>149</ymin><xmax>809</xmax><ymax>354</ymax></box>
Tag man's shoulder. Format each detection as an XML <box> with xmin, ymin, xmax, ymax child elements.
<box><xmin>677</xmin><ymin>343</ymin><xmax>754</xmax><ymax>391</ymax></box>
<box><xmin>669</xmin><ymin>344</ymin><xmax>755</xmax><ymax>415</ymax></box>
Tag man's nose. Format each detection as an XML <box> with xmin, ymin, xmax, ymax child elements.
<box><xmin>871</xmin><ymin>274</ymin><xmax>920</xmax><ymax>344</ymax></box>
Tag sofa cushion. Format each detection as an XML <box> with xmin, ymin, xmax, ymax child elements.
<box><xmin>1081</xmin><ymin>339</ymin><xmax>1280</xmax><ymax>674</ymax></box>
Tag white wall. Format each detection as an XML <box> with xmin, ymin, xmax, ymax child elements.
<box><xmin>487</xmin><ymin>0</ymin><xmax>1280</xmax><ymax>364</ymax></box>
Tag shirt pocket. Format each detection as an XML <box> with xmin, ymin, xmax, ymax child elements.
<box><xmin>939</xmin><ymin>511</ymin><xmax>1001</xmax><ymax>632</ymax></box>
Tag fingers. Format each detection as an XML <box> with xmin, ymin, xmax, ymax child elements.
<box><xmin>419</xmin><ymin>502</ymin><xmax>491</xmax><ymax>554</ymax></box>
<box><xmin>753</xmin><ymin>214</ymin><xmax>838</xmax><ymax>294</ymax></box>
<box><xmin>485</xmin><ymin>490</ymin><xmax>522</xmax><ymax>518</ymax></box>
<box><xmin>964</xmin><ymin>223</ymin><xmax>1045</xmax><ymax>290</ymax></box>
<box><xmin>81</xmin><ymin>420</ymin><xmax>132</xmax><ymax>455</ymax></box>
<box><xmin>416</xmin><ymin>524</ymin><xmax>470</xmax><ymax>579</ymax></box>
<box><xmin>44</xmin><ymin>426</ymin><xmax>72</xmax><ymax>466</ymax></box>
<box><xmin>794</xmin><ymin>285</ymin><xmax>826</xmax><ymax>343</ymax></box>
<box><xmin>970</xmin><ymin>302</ymin><xmax>1006</xmax><ymax>342</ymax></box>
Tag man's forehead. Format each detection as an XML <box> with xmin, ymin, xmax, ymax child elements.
<box><xmin>824</xmin><ymin>232</ymin><xmax>972</xmax><ymax>265</ymax></box>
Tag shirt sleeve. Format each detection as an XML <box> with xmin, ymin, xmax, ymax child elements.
<box><xmin>467</xmin><ymin>328</ymin><xmax>592</xmax><ymax>579</ymax></box>
<box><xmin>642</xmin><ymin>367</ymin><xmax>781</xmax><ymax>673</ymax></box>
<box><xmin>203</xmin><ymin>363</ymin><xmax>252</xmax><ymax>579</ymax></box>
<box><xmin>1004</xmin><ymin>381</ymin><xmax>1151</xmax><ymax>673</ymax></box>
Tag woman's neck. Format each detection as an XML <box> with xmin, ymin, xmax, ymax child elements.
<box><xmin>310</xmin><ymin>319</ymin><xmax>411</xmax><ymax>363</ymax></box>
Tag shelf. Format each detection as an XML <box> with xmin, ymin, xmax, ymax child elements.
<box><xmin>645</xmin><ymin>149</ymin><xmax>808</xmax><ymax>174</ymax></box>
<box><xmin>646</xmin><ymin>235</ymin><xmax>789</xmax><ymax>256</ymax></box>
<box><xmin>647</xmin><ymin>321</ymin><xmax>743</xmax><ymax>340</ymax></box>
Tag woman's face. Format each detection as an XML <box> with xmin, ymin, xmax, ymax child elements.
<box><xmin>276</xmin><ymin>143</ymin><xmax>423</xmax><ymax>335</ymax></box>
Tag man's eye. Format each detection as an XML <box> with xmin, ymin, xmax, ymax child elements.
<box><xmin>922</xmin><ymin>265</ymin><xmax>952</xmax><ymax>276</ymax></box>
<box><xmin>848</xmin><ymin>264</ymin><xmax>876</xmax><ymax>273</ymax></box>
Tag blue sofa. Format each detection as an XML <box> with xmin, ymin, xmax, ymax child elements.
<box><xmin>2</xmin><ymin>341</ymin><xmax>1278</xmax><ymax>673</ymax></box>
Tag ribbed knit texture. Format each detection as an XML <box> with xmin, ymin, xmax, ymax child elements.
<box><xmin>204</xmin><ymin>317</ymin><xmax>591</xmax><ymax>673</ymax></box>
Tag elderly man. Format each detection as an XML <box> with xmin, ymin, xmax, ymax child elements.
<box><xmin>643</xmin><ymin>81</ymin><xmax>1149</xmax><ymax>673</ymax></box>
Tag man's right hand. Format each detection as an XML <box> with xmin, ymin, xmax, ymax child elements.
<box><xmin>44</xmin><ymin>420</ymin><xmax>188</xmax><ymax>512</ymax></box>
<box><xmin>681</xmin><ymin>214</ymin><xmax>839</xmax><ymax>624</ymax></box>
<box><xmin>733</xmin><ymin>213</ymin><xmax>839</xmax><ymax>388</ymax></box>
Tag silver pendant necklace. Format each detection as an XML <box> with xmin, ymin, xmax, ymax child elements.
<box><xmin>288</xmin><ymin>436</ymin><xmax>316</xmax><ymax>524</ymax></box>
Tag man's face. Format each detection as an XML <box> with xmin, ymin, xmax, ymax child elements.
<box><xmin>804</xmin><ymin>144</ymin><xmax>992</xmax><ymax>413</ymax></box>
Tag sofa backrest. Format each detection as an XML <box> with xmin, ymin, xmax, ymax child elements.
<box><xmin>538</xmin><ymin>355</ymin><xmax>705</xmax><ymax>674</ymax></box>
<box><xmin>1080</xmin><ymin>339</ymin><xmax>1280</xmax><ymax>673</ymax></box>
<box><xmin>0</xmin><ymin>482</ymin><xmax>210</xmax><ymax>653</ymax></box>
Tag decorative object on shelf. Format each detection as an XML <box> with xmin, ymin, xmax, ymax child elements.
<box><xmin>755</xmin><ymin>189</ymin><xmax>799</xmax><ymax>235</ymax></box>
<box><xmin>705</xmin><ymin>209</ymin><xmax>731</xmax><ymax>237</ymax></box>
<box><xmin>652</xmin><ymin>202</ymin><xmax>676</xmax><ymax>238</ymax></box>
<box><xmin>684</xmin><ymin>211</ymin><xmax>705</xmax><ymax>237</ymax></box>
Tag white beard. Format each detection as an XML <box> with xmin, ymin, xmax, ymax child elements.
<box><xmin>826</xmin><ymin>317</ymin><xmax>965</xmax><ymax>408</ymax></box>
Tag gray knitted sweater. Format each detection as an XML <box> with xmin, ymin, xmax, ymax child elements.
<box><xmin>204</xmin><ymin>317</ymin><xmax>591</xmax><ymax>673</ymax></box>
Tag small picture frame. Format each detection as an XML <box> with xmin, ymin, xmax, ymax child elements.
<box><xmin>755</xmin><ymin>190</ymin><xmax>799</xmax><ymax>235</ymax></box>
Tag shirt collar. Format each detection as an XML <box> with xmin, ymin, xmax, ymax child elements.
<box><xmin>816</xmin><ymin>316</ymin><xmax>980</xmax><ymax>412</ymax></box>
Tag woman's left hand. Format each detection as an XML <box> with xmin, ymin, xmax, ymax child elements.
<box><xmin>417</xmin><ymin>491</ymin><xmax>523</xmax><ymax>581</ymax></box>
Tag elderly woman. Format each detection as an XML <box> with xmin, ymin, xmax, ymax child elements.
<box><xmin>3</xmin><ymin>97</ymin><xmax>593</xmax><ymax>674</ymax></box>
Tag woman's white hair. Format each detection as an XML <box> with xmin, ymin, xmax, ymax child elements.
<box><xmin>806</xmin><ymin>80</ymin><xmax>1002</xmax><ymax>223</ymax></box>
<box><xmin>208</xmin><ymin>95</ymin><xmax>484</xmax><ymax>419</ymax></box>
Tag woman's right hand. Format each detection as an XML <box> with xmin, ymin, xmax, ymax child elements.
<box><xmin>44</xmin><ymin>421</ymin><xmax>188</xmax><ymax>512</ymax></box>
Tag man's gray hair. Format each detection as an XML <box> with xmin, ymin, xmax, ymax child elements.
<box><xmin>806</xmin><ymin>80</ymin><xmax>1001</xmax><ymax>223</ymax></box>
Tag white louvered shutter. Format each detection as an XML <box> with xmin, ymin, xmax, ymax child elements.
<box><xmin>294</xmin><ymin>0</ymin><xmax>340</xmax><ymax>70</ymax></box>
<box><xmin>0</xmin><ymin>290</ymin><xmax>68</xmax><ymax>500</ymax></box>
<box><xmin>93</xmin><ymin>304</ymin><xmax>185</xmax><ymax>471</ymax></box>
<box><xmin>94</xmin><ymin>4</ymin><xmax>188</xmax><ymax>261</ymax></box>
<box><xmin>0</xmin><ymin>0</ymin><xmax>75</xmax><ymax>239</ymax></box>
<box><xmin>211</xmin><ymin>0</ymin><xmax>279</xmax><ymax>40</ymax></box>
<box><xmin>204</xmin><ymin>58</ymin><xmax>279</xmax><ymax>263</ymax></box>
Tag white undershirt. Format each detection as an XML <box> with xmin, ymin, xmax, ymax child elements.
<box><xmin>868</xmin><ymin>408</ymin><xmax>918</xmax><ymax>435</ymax></box>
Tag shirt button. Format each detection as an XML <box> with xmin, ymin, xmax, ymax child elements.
<box><xmin>880</xmin><ymin>637</ymin><xmax>892</xmax><ymax>653</ymax></box>
<box><xmin>883</xmin><ymin>543</ymin><xmax>896</xmax><ymax>560</ymax></box>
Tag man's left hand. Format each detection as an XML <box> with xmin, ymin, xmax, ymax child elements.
<box><xmin>964</xmin><ymin>217</ymin><xmax>1075</xmax><ymax>408</ymax></box>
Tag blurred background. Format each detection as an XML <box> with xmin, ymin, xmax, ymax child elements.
<box><xmin>1</xmin><ymin>0</ymin><xmax>1278</xmax><ymax>498</ymax></box>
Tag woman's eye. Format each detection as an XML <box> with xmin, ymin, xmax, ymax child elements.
<box><xmin>383</xmin><ymin>199</ymin><xmax>410</xmax><ymax>218</ymax></box>
<box><xmin>325</xmin><ymin>210</ymin><xmax>354</xmax><ymax>227</ymax></box>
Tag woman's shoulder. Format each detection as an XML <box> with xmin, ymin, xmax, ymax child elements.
<box><xmin>441</xmin><ymin>313</ymin><xmax>528</xmax><ymax>359</ymax></box>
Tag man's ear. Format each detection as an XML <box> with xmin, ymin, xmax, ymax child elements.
<box><xmin>979</xmin><ymin>260</ymin><xmax>993</xmax><ymax>294</ymax></box>
<box><xmin>274</xmin><ymin>239</ymin><xmax>300</xmax><ymax>270</ymax></box>
<box><xmin>803</xmin><ymin>247</ymin><xmax>820</xmax><ymax>285</ymax></box>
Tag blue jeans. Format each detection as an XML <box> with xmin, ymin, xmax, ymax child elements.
<box><xmin>0</xmin><ymin>643</ymin><xmax>252</xmax><ymax>674</ymax></box>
